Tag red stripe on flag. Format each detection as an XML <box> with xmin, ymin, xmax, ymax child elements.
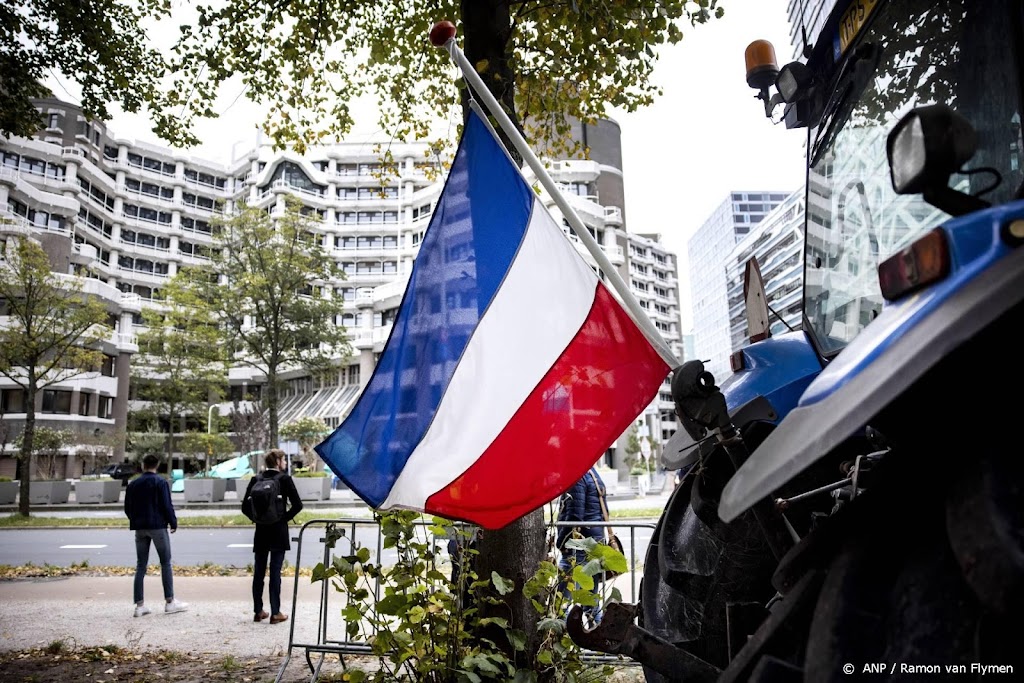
<box><xmin>426</xmin><ymin>284</ymin><xmax>670</xmax><ymax>529</ymax></box>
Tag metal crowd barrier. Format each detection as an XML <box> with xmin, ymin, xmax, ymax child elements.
<box><xmin>276</xmin><ymin>517</ymin><xmax>656</xmax><ymax>682</ymax></box>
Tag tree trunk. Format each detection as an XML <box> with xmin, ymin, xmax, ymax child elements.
<box><xmin>474</xmin><ymin>509</ymin><xmax>548</xmax><ymax>664</ymax></box>
<box><xmin>459</xmin><ymin>0</ymin><xmax>548</xmax><ymax>666</ymax></box>
<box><xmin>165</xmin><ymin>407</ymin><xmax>177</xmax><ymax>476</ymax></box>
<box><xmin>267</xmin><ymin>369</ymin><xmax>279</xmax><ymax>448</ymax></box>
<box><xmin>460</xmin><ymin>0</ymin><xmax>523</xmax><ymax>163</ymax></box>
<box><xmin>17</xmin><ymin>383</ymin><xmax>36</xmax><ymax>516</ymax></box>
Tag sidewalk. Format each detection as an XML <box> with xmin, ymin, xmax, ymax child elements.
<box><xmin>0</xmin><ymin>574</ymin><xmax>335</xmax><ymax>659</ymax></box>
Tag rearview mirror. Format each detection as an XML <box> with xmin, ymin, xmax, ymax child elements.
<box><xmin>886</xmin><ymin>104</ymin><xmax>989</xmax><ymax>216</ymax></box>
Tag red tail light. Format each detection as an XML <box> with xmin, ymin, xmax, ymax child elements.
<box><xmin>878</xmin><ymin>228</ymin><xmax>950</xmax><ymax>301</ymax></box>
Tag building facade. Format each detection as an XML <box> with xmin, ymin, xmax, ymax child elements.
<box><xmin>688</xmin><ymin>191</ymin><xmax>790</xmax><ymax>382</ymax></box>
<box><xmin>725</xmin><ymin>188</ymin><xmax>805</xmax><ymax>352</ymax></box>
<box><xmin>1</xmin><ymin>98</ymin><xmax>684</xmax><ymax>481</ymax></box>
<box><xmin>786</xmin><ymin>0</ymin><xmax>839</xmax><ymax>58</ymax></box>
<box><xmin>0</xmin><ymin>222</ymin><xmax>139</xmax><ymax>479</ymax></box>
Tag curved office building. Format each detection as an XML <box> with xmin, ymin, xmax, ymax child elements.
<box><xmin>1</xmin><ymin>97</ymin><xmax>683</xmax><ymax>476</ymax></box>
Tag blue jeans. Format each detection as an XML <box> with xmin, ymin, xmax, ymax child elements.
<box><xmin>253</xmin><ymin>550</ymin><xmax>286</xmax><ymax>615</ymax></box>
<box><xmin>134</xmin><ymin>528</ymin><xmax>174</xmax><ymax>604</ymax></box>
<box><xmin>557</xmin><ymin>548</ymin><xmax>602</xmax><ymax>621</ymax></box>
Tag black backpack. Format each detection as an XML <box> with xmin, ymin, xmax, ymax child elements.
<box><xmin>248</xmin><ymin>472</ymin><xmax>285</xmax><ymax>525</ymax></box>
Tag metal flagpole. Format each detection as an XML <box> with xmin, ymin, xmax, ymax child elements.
<box><xmin>430</xmin><ymin>22</ymin><xmax>680</xmax><ymax>369</ymax></box>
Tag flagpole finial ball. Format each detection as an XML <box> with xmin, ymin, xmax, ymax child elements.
<box><xmin>429</xmin><ymin>21</ymin><xmax>457</xmax><ymax>47</ymax></box>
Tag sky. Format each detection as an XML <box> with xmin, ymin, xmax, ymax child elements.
<box><xmin>64</xmin><ymin>0</ymin><xmax>808</xmax><ymax>332</ymax></box>
<box><xmin>610</xmin><ymin>0</ymin><xmax>807</xmax><ymax>330</ymax></box>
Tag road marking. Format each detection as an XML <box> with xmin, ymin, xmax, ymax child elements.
<box><xmin>60</xmin><ymin>545</ymin><xmax>107</xmax><ymax>549</ymax></box>
<box><xmin>227</xmin><ymin>543</ymin><xmax>253</xmax><ymax>548</ymax></box>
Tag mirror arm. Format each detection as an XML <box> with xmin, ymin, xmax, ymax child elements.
<box><xmin>922</xmin><ymin>186</ymin><xmax>990</xmax><ymax>217</ymax></box>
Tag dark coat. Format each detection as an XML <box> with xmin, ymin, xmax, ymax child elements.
<box><xmin>125</xmin><ymin>472</ymin><xmax>177</xmax><ymax>531</ymax></box>
<box><xmin>556</xmin><ymin>467</ymin><xmax>605</xmax><ymax>550</ymax></box>
<box><xmin>241</xmin><ymin>469</ymin><xmax>304</xmax><ymax>553</ymax></box>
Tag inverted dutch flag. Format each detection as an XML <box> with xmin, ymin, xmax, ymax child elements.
<box><xmin>315</xmin><ymin>110</ymin><xmax>670</xmax><ymax>529</ymax></box>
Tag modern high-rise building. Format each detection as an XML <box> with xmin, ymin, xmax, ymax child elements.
<box><xmin>786</xmin><ymin>0</ymin><xmax>839</xmax><ymax>57</ymax></box>
<box><xmin>725</xmin><ymin>188</ymin><xmax>805</xmax><ymax>352</ymax></box>
<box><xmin>1</xmin><ymin>98</ymin><xmax>684</xmax><ymax>480</ymax></box>
<box><xmin>622</xmin><ymin>232</ymin><xmax>683</xmax><ymax>444</ymax></box>
<box><xmin>688</xmin><ymin>191</ymin><xmax>790</xmax><ymax>382</ymax></box>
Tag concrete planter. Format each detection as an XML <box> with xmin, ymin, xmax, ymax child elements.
<box><xmin>293</xmin><ymin>476</ymin><xmax>331</xmax><ymax>501</ymax></box>
<box><xmin>29</xmin><ymin>480</ymin><xmax>71</xmax><ymax>505</ymax></box>
<box><xmin>183</xmin><ymin>478</ymin><xmax>227</xmax><ymax>502</ymax></box>
<box><xmin>0</xmin><ymin>481</ymin><xmax>18</xmax><ymax>505</ymax></box>
<box><xmin>75</xmin><ymin>479</ymin><xmax>121</xmax><ymax>504</ymax></box>
<box><xmin>225</xmin><ymin>477</ymin><xmax>251</xmax><ymax>494</ymax></box>
<box><xmin>629</xmin><ymin>472</ymin><xmax>651</xmax><ymax>497</ymax></box>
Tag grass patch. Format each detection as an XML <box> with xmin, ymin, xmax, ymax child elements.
<box><xmin>220</xmin><ymin>654</ymin><xmax>241</xmax><ymax>672</ymax></box>
<box><xmin>611</xmin><ymin>507</ymin><xmax>665</xmax><ymax>519</ymax></box>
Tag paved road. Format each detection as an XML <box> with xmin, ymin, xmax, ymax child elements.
<box><xmin>0</xmin><ymin>522</ymin><xmax>658</xmax><ymax>570</ymax></box>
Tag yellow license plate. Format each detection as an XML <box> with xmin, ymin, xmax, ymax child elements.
<box><xmin>838</xmin><ymin>0</ymin><xmax>879</xmax><ymax>54</ymax></box>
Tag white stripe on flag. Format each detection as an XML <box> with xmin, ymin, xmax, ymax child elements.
<box><xmin>382</xmin><ymin>199</ymin><xmax>598</xmax><ymax>510</ymax></box>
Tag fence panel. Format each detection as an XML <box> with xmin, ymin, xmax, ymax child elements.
<box><xmin>276</xmin><ymin>516</ymin><xmax>655</xmax><ymax>681</ymax></box>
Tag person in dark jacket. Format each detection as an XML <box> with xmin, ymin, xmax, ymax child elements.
<box><xmin>555</xmin><ymin>466</ymin><xmax>606</xmax><ymax>612</ymax></box>
<box><xmin>241</xmin><ymin>449</ymin><xmax>303</xmax><ymax>624</ymax></box>
<box><xmin>124</xmin><ymin>454</ymin><xmax>188</xmax><ymax>617</ymax></box>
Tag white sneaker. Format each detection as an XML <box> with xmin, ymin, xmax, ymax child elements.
<box><xmin>165</xmin><ymin>599</ymin><xmax>189</xmax><ymax>614</ymax></box>
<box><xmin>133</xmin><ymin>605</ymin><xmax>152</xmax><ymax>618</ymax></box>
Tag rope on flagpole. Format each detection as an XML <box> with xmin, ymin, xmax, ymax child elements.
<box><xmin>429</xmin><ymin>21</ymin><xmax>680</xmax><ymax>369</ymax></box>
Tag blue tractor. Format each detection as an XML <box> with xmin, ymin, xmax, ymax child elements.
<box><xmin>569</xmin><ymin>1</ymin><xmax>1024</xmax><ymax>679</ymax></box>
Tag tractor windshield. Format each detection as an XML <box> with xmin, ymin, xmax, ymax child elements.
<box><xmin>803</xmin><ymin>0</ymin><xmax>1024</xmax><ymax>357</ymax></box>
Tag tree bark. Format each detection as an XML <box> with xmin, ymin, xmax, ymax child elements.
<box><xmin>17</xmin><ymin>381</ymin><xmax>36</xmax><ymax>516</ymax></box>
<box><xmin>475</xmin><ymin>509</ymin><xmax>548</xmax><ymax>665</ymax></box>
<box><xmin>460</xmin><ymin>0</ymin><xmax>524</xmax><ymax>165</ymax></box>
<box><xmin>267</xmin><ymin>369</ymin><xmax>279</xmax><ymax>448</ymax></box>
<box><xmin>458</xmin><ymin>0</ymin><xmax>549</xmax><ymax>666</ymax></box>
<box><xmin>165</xmin><ymin>407</ymin><xmax>177</xmax><ymax>476</ymax></box>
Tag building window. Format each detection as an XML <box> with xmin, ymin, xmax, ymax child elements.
<box><xmin>97</xmin><ymin>396</ymin><xmax>113</xmax><ymax>419</ymax></box>
<box><xmin>347</xmin><ymin>365</ymin><xmax>360</xmax><ymax>385</ymax></box>
<box><xmin>1</xmin><ymin>389</ymin><xmax>28</xmax><ymax>413</ymax></box>
<box><xmin>42</xmin><ymin>390</ymin><xmax>73</xmax><ymax>414</ymax></box>
<box><xmin>47</xmin><ymin>113</ymin><xmax>60</xmax><ymax>129</ymax></box>
<box><xmin>101</xmin><ymin>355</ymin><xmax>116</xmax><ymax>377</ymax></box>
<box><xmin>78</xmin><ymin>393</ymin><xmax>92</xmax><ymax>416</ymax></box>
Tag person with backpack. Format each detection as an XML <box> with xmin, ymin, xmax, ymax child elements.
<box><xmin>241</xmin><ymin>449</ymin><xmax>303</xmax><ymax>624</ymax></box>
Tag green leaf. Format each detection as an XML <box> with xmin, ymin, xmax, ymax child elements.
<box><xmin>310</xmin><ymin>562</ymin><xmax>336</xmax><ymax>583</ymax></box>
<box><xmin>491</xmin><ymin>572</ymin><xmax>514</xmax><ymax>595</ymax></box>
<box><xmin>571</xmin><ymin>565</ymin><xmax>594</xmax><ymax>591</ymax></box>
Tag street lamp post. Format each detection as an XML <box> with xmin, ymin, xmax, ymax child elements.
<box><xmin>207</xmin><ymin>404</ymin><xmax>218</xmax><ymax>434</ymax></box>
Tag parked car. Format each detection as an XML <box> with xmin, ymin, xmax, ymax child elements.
<box><xmin>100</xmin><ymin>463</ymin><xmax>138</xmax><ymax>486</ymax></box>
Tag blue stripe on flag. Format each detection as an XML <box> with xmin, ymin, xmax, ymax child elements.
<box><xmin>315</xmin><ymin>111</ymin><xmax>533</xmax><ymax>506</ymax></box>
